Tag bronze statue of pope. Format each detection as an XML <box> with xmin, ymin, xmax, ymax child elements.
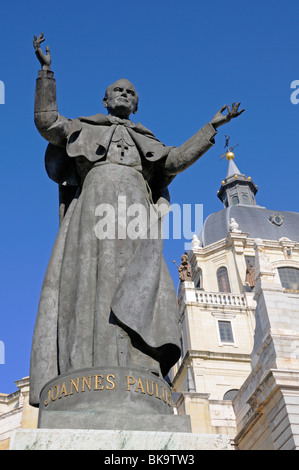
<box><xmin>30</xmin><ymin>33</ymin><xmax>244</xmax><ymax>407</ymax></box>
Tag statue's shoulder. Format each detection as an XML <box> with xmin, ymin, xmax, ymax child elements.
<box><xmin>134</xmin><ymin>122</ymin><xmax>159</xmax><ymax>140</ymax></box>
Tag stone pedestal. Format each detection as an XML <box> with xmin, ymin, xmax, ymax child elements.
<box><xmin>37</xmin><ymin>366</ymin><xmax>191</xmax><ymax>432</ymax></box>
<box><xmin>9</xmin><ymin>429</ymin><xmax>232</xmax><ymax>450</ymax></box>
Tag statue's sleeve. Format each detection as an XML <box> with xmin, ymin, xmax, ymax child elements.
<box><xmin>34</xmin><ymin>69</ymin><xmax>71</xmax><ymax>146</ymax></box>
<box><xmin>163</xmin><ymin>123</ymin><xmax>217</xmax><ymax>175</ymax></box>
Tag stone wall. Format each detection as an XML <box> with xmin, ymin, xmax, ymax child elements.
<box><xmin>0</xmin><ymin>377</ymin><xmax>38</xmax><ymax>450</ymax></box>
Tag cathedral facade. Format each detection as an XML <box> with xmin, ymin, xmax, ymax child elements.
<box><xmin>171</xmin><ymin>151</ymin><xmax>299</xmax><ymax>449</ymax></box>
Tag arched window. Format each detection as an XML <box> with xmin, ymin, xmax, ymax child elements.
<box><xmin>217</xmin><ymin>267</ymin><xmax>231</xmax><ymax>293</ymax></box>
<box><xmin>278</xmin><ymin>267</ymin><xmax>299</xmax><ymax>290</ymax></box>
<box><xmin>223</xmin><ymin>389</ymin><xmax>239</xmax><ymax>401</ymax></box>
<box><xmin>231</xmin><ymin>195</ymin><xmax>239</xmax><ymax>206</ymax></box>
<box><xmin>195</xmin><ymin>269</ymin><xmax>202</xmax><ymax>289</ymax></box>
<box><xmin>242</xmin><ymin>193</ymin><xmax>249</xmax><ymax>205</ymax></box>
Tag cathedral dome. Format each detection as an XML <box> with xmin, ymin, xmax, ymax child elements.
<box><xmin>200</xmin><ymin>152</ymin><xmax>299</xmax><ymax>247</ymax></box>
<box><xmin>200</xmin><ymin>205</ymin><xmax>299</xmax><ymax>247</ymax></box>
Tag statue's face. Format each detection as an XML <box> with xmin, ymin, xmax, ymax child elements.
<box><xmin>103</xmin><ymin>79</ymin><xmax>138</xmax><ymax>119</ymax></box>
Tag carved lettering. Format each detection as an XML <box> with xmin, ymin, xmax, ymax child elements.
<box><xmin>106</xmin><ymin>374</ymin><xmax>115</xmax><ymax>390</ymax></box>
<box><xmin>145</xmin><ymin>379</ymin><xmax>154</xmax><ymax>396</ymax></box>
<box><xmin>59</xmin><ymin>381</ymin><xmax>68</xmax><ymax>399</ymax></box>
<box><xmin>42</xmin><ymin>372</ymin><xmax>172</xmax><ymax>409</ymax></box>
<box><xmin>81</xmin><ymin>376</ymin><xmax>92</xmax><ymax>392</ymax></box>
<box><xmin>94</xmin><ymin>374</ymin><xmax>104</xmax><ymax>390</ymax></box>
<box><xmin>134</xmin><ymin>377</ymin><xmax>146</xmax><ymax>394</ymax></box>
<box><xmin>162</xmin><ymin>387</ymin><xmax>168</xmax><ymax>403</ymax></box>
<box><xmin>126</xmin><ymin>375</ymin><xmax>136</xmax><ymax>391</ymax></box>
<box><xmin>69</xmin><ymin>378</ymin><xmax>80</xmax><ymax>395</ymax></box>
<box><xmin>155</xmin><ymin>382</ymin><xmax>162</xmax><ymax>400</ymax></box>
<box><xmin>51</xmin><ymin>385</ymin><xmax>59</xmax><ymax>401</ymax></box>
<box><xmin>44</xmin><ymin>389</ymin><xmax>51</xmax><ymax>407</ymax></box>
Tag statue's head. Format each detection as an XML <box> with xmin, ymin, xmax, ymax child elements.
<box><xmin>103</xmin><ymin>79</ymin><xmax>139</xmax><ymax>119</ymax></box>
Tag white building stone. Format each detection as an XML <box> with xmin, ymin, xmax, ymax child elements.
<box><xmin>171</xmin><ymin>152</ymin><xmax>299</xmax><ymax>449</ymax></box>
<box><xmin>0</xmin><ymin>377</ymin><xmax>38</xmax><ymax>450</ymax></box>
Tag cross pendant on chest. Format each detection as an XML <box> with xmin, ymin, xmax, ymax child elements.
<box><xmin>117</xmin><ymin>139</ymin><xmax>129</xmax><ymax>159</ymax></box>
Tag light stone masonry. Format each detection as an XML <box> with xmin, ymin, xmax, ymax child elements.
<box><xmin>9</xmin><ymin>429</ymin><xmax>232</xmax><ymax>451</ymax></box>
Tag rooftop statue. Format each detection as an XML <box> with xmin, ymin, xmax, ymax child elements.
<box><xmin>177</xmin><ymin>254</ymin><xmax>192</xmax><ymax>282</ymax></box>
<box><xmin>30</xmin><ymin>33</ymin><xmax>244</xmax><ymax>428</ymax></box>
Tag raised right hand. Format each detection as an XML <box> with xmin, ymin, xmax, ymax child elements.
<box><xmin>33</xmin><ymin>33</ymin><xmax>51</xmax><ymax>70</ymax></box>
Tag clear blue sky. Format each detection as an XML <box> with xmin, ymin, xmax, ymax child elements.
<box><xmin>0</xmin><ymin>0</ymin><xmax>298</xmax><ymax>393</ymax></box>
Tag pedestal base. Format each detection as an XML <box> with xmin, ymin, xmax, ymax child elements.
<box><xmin>9</xmin><ymin>429</ymin><xmax>232</xmax><ymax>450</ymax></box>
<box><xmin>39</xmin><ymin>367</ymin><xmax>173</xmax><ymax>417</ymax></box>
<box><xmin>38</xmin><ymin>409</ymin><xmax>191</xmax><ymax>433</ymax></box>
<box><xmin>37</xmin><ymin>366</ymin><xmax>191</xmax><ymax>432</ymax></box>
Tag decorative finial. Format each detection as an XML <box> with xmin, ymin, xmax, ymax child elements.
<box><xmin>229</xmin><ymin>217</ymin><xmax>241</xmax><ymax>233</ymax></box>
<box><xmin>191</xmin><ymin>234</ymin><xmax>201</xmax><ymax>250</ymax></box>
<box><xmin>219</xmin><ymin>135</ymin><xmax>239</xmax><ymax>160</ymax></box>
<box><xmin>226</xmin><ymin>151</ymin><xmax>235</xmax><ymax>160</ymax></box>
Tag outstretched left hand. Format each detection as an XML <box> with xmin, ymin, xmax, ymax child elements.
<box><xmin>211</xmin><ymin>102</ymin><xmax>245</xmax><ymax>129</ymax></box>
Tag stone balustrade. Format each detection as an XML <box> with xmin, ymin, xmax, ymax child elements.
<box><xmin>195</xmin><ymin>290</ymin><xmax>247</xmax><ymax>307</ymax></box>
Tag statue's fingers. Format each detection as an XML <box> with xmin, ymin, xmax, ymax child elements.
<box><xmin>33</xmin><ymin>35</ymin><xmax>42</xmax><ymax>50</ymax></box>
<box><xmin>234</xmin><ymin>109</ymin><xmax>245</xmax><ymax>117</ymax></box>
<box><xmin>37</xmin><ymin>33</ymin><xmax>45</xmax><ymax>43</ymax></box>
<box><xmin>220</xmin><ymin>105</ymin><xmax>227</xmax><ymax>113</ymax></box>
